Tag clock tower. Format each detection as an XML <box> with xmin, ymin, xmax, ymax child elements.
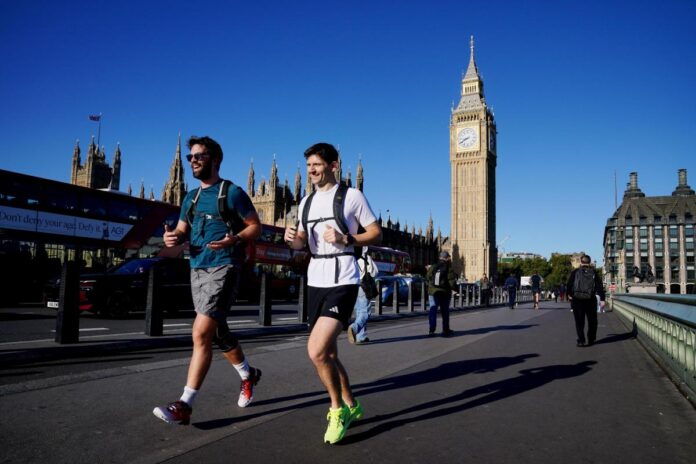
<box><xmin>449</xmin><ymin>36</ymin><xmax>497</xmax><ymax>282</ymax></box>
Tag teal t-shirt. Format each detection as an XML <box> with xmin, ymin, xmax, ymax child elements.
<box><xmin>179</xmin><ymin>180</ymin><xmax>256</xmax><ymax>269</ymax></box>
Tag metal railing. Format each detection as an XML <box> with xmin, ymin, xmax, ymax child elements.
<box><xmin>610</xmin><ymin>294</ymin><xmax>696</xmax><ymax>396</ymax></box>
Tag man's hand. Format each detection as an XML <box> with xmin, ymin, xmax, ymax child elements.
<box><xmin>323</xmin><ymin>225</ymin><xmax>344</xmax><ymax>245</ymax></box>
<box><xmin>600</xmin><ymin>300</ymin><xmax>606</xmax><ymax>309</ymax></box>
<box><xmin>284</xmin><ymin>225</ymin><xmax>298</xmax><ymax>244</ymax></box>
<box><xmin>208</xmin><ymin>234</ymin><xmax>237</xmax><ymax>250</ymax></box>
<box><xmin>163</xmin><ymin>224</ymin><xmax>180</xmax><ymax>248</ymax></box>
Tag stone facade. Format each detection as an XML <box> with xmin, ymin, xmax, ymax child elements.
<box><xmin>70</xmin><ymin>137</ymin><xmax>121</xmax><ymax>190</ymax></box>
<box><xmin>449</xmin><ymin>37</ymin><xmax>497</xmax><ymax>282</ymax></box>
<box><xmin>603</xmin><ymin>170</ymin><xmax>696</xmax><ymax>294</ymax></box>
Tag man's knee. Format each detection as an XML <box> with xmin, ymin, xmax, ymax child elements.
<box><xmin>213</xmin><ymin>327</ymin><xmax>239</xmax><ymax>352</ymax></box>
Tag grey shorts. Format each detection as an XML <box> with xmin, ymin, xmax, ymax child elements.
<box><xmin>190</xmin><ymin>265</ymin><xmax>240</xmax><ymax>322</ymax></box>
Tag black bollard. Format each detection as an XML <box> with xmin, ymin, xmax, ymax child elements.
<box><xmin>145</xmin><ymin>265</ymin><xmax>163</xmax><ymax>336</ymax></box>
<box><xmin>259</xmin><ymin>272</ymin><xmax>272</xmax><ymax>326</ymax></box>
<box><xmin>407</xmin><ymin>280</ymin><xmax>414</xmax><ymax>312</ymax></box>
<box><xmin>392</xmin><ymin>280</ymin><xmax>400</xmax><ymax>314</ymax></box>
<box><xmin>55</xmin><ymin>261</ymin><xmax>80</xmax><ymax>344</ymax></box>
<box><xmin>376</xmin><ymin>280</ymin><xmax>383</xmax><ymax>315</ymax></box>
<box><xmin>298</xmin><ymin>276</ymin><xmax>308</xmax><ymax>323</ymax></box>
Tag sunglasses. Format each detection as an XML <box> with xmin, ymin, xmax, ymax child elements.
<box><xmin>186</xmin><ymin>153</ymin><xmax>211</xmax><ymax>162</ymax></box>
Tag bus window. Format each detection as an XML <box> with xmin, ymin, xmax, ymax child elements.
<box><xmin>109</xmin><ymin>199</ymin><xmax>139</xmax><ymax>221</ymax></box>
<box><xmin>80</xmin><ymin>196</ymin><xmax>107</xmax><ymax>217</ymax></box>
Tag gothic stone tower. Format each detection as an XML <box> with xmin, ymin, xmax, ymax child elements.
<box><xmin>162</xmin><ymin>134</ymin><xmax>187</xmax><ymax>206</ymax></box>
<box><xmin>450</xmin><ymin>37</ymin><xmax>497</xmax><ymax>282</ymax></box>
<box><xmin>71</xmin><ymin>136</ymin><xmax>121</xmax><ymax>190</ymax></box>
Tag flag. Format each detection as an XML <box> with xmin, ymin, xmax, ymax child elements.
<box><xmin>88</xmin><ymin>114</ymin><xmax>101</xmax><ymax>121</ymax></box>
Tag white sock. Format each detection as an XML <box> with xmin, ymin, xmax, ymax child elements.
<box><xmin>233</xmin><ymin>359</ymin><xmax>250</xmax><ymax>380</ymax></box>
<box><xmin>180</xmin><ymin>386</ymin><xmax>198</xmax><ymax>407</ymax></box>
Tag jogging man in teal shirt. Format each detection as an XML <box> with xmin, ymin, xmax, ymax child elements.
<box><xmin>153</xmin><ymin>136</ymin><xmax>262</xmax><ymax>425</ymax></box>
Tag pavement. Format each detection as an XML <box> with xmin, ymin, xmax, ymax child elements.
<box><xmin>1</xmin><ymin>300</ymin><xmax>695</xmax><ymax>464</ymax></box>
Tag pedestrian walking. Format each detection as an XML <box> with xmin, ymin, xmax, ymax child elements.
<box><xmin>480</xmin><ymin>274</ymin><xmax>490</xmax><ymax>307</ymax></box>
<box><xmin>348</xmin><ymin>247</ymin><xmax>378</xmax><ymax>344</ymax></box>
<box><xmin>567</xmin><ymin>255</ymin><xmax>606</xmax><ymax>347</ymax></box>
<box><xmin>284</xmin><ymin>142</ymin><xmax>382</xmax><ymax>444</ymax></box>
<box><xmin>426</xmin><ymin>251</ymin><xmax>457</xmax><ymax>336</ymax></box>
<box><xmin>153</xmin><ymin>136</ymin><xmax>263</xmax><ymax>425</ymax></box>
<box><xmin>530</xmin><ymin>271</ymin><xmax>542</xmax><ymax>309</ymax></box>
<box><xmin>504</xmin><ymin>272</ymin><xmax>518</xmax><ymax>309</ymax></box>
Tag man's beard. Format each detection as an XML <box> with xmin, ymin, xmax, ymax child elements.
<box><xmin>193</xmin><ymin>162</ymin><xmax>213</xmax><ymax>180</ymax></box>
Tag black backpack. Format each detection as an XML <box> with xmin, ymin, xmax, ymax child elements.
<box><xmin>184</xmin><ymin>180</ymin><xmax>245</xmax><ymax>259</ymax></box>
<box><xmin>573</xmin><ymin>268</ymin><xmax>596</xmax><ymax>300</ymax></box>
<box><xmin>300</xmin><ymin>183</ymin><xmax>359</xmax><ymax>257</ymax></box>
<box><xmin>359</xmin><ymin>254</ymin><xmax>378</xmax><ymax>299</ymax></box>
<box><xmin>430</xmin><ymin>262</ymin><xmax>449</xmax><ymax>289</ymax></box>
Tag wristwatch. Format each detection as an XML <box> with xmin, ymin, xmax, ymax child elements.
<box><xmin>346</xmin><ymin>234</ymin><xmax>355</xmax><ymax>246</ymax></box>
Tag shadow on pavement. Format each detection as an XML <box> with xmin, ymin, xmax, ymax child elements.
<box><xmin>342</xmin><ymin>360</ymin><xmax>597</xmax><ymax>444</ymax></box>
<box><xmin>193</xmin><ymin>353</ymin><xmax>540</xmax><ymax>430</ymax></box>
<box><xmin>366</xmin><ymin>324</ymin><xmax>538</xmax><ymax>345</ymax></box>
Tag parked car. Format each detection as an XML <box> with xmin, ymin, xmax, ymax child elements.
<box><xmin>44</xmin><ymin>258</ymin><xmax>193</xmax><ymax>317</ymax></box>
<box><xmin>375</xmin><ymin>275</ymin><xmax>425</xmax><ymax>305</ymax></box>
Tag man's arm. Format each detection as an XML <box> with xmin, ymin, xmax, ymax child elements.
<box><xmin>566</xmin><ymin>271</ymin><xmax>575</xmax><ymax>300</ymax></box>
<box><xmin>324</xmin><ymin>221</ymin><xmax>382</xmax><ymax>247</ymax></box>
<box><xmin>208</xmin><ymin>212</ymin><xmax>262</xmax><ymax>250</ymax></box>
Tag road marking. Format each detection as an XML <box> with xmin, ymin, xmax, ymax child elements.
<box><xmin>50</xmin><ymin>328</ymin><xmax>109</xmax><ymax>333</ymax></box>
<box><xmin>277</xmin><ymin>317</ymin><xmax>299</xmax><ymax>321</ymax></box>
<box><xmin>163</xmin><ymin>323</ymin><xmax>190</xmax><ymax>328</ymax></box>
<box><xmin>229</xmin><ymin>320</ymin><xmax>255</xmax><ymax>324</ymax></box>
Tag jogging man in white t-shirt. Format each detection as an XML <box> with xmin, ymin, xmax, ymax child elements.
<box><xmin>284</xmin><ymin>142</ymin><xmax>382</xmax><ymax>444</ymax></box>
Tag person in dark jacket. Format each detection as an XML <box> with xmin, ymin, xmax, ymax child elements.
<box><xmin>504</xmin><ymin>273</ymin><xmax>518</xmax><ymax>309</ymax></box>
<box><xmin>426</xmin><ymin>251</ymin><xmax>457</xmax><ymax>336</ymax></box>
<box><xmin>566</xmin><ymin>255</ymin><xmax>605</xmax><ymax>347</ymax></box>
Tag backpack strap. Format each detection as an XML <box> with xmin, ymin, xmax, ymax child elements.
<box><xmin>332</xmin><ymin>183</ymin><xmax>349</xmax><ymax>235</ymax></box>
<box><xmin>217</xmin><ymin>179</ymin><xmax>244</xmax><ymax>234</ymax></box>
<box><xmin>185</xmin><ymin>187</ymin><xmax>203</xmax><ymax>227</ymax></box>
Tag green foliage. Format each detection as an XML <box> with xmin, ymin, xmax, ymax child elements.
<box><xmin>545</xmin><ymin>254</ymin><xmax>573</xmax><ymax>289</ymax></box>
<box><xmin>496</xmin><ymin>254</ymin><xmax>573</xmax><ymax>289</ymax></box>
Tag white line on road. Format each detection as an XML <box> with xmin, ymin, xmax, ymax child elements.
<box><xmin>163</xmin><ymin>323</ymin><xmax>190</xmax><ymax>328</ymax></box>
<box><xmin>229</xmin><ymin>320</ymin><xmax>255</xmax><ymax>324</ymax></box>
<box><xmin>277</xmin><ymin>317</ymin><xmax>299</xmax><ymax>321</ymax></box>
<box><xmin>50</xmin><ymin>328</ymin><xmax>109</xmax><ymax>333</ymax></box>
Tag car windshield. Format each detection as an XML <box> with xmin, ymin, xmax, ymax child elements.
<box><xmin>111</xmin><ymin>259</ymin><xmax>158</xmax><ymax>275</ymax></box>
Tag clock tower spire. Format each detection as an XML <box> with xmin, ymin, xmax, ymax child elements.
<box><xmin>449</xmin><ymin>35</ymin><xmax>497</xmax><ymax>282</ymax></box>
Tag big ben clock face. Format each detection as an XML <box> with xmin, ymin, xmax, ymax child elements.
<box><xmin>457</xmin><ymin>127</ymin><xmax>478</xmax><ymax>150</ymax></box>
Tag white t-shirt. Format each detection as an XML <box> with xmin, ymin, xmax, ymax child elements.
<box><xmin>298</xmin><ymin>184</ymin><xmax>377</xmax><ymax>287</ymax></box>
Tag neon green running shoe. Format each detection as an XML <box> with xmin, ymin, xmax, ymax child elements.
<box><xmin>324</xmin><ymin>404</ymin><xmax>350</xmax><ymax>444</ymax></box>
<box><xmin>348</xmin><ymin>398</ymin><xmax>364</xmax><ymax>422</ymax></box>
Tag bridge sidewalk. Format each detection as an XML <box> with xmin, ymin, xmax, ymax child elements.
<box><xmin>2</xmin><ymin>302</ymin><xmax>695</xmax><ymax>463</ymax></box>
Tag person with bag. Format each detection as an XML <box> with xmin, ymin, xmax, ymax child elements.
<box><xmin>284</xmin><ymin>142</ymin><xmax>382</xmax><ymax>444</ymax></box>
<box><xmin>348</xmin><ymin>247</ymin><xmax>378</xmax><ymax>345</ymax></box>
<box><xmin>566</xmin><ymin>254</ymin><xmax>606</xmax><ymax>347</ymax></box>
<box><xmin>426</xmin><ymin>251</ymin><xmax>457</xmax><ymax>336</ymax></box>
<box><xmin>153</xmin><ymin>136</ymin><xmax>263</xmax><ymax>425</ymax></box>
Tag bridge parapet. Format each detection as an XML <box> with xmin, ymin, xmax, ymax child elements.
<box><xmin>611</xmin><ymin>294</ymin><xmax>696</xmax><ymax>399</ymax></box>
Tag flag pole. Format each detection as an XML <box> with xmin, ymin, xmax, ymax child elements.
<box><xmin>97</xmin><ymin>113</ymin><xmax>102</xmax><ymax>148</ymax></box>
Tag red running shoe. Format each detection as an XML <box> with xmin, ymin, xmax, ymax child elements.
<box><xmin>238</xmin><ymin>367</ymin><xmax>262</xmax><ymax>408</ymax></box>
<box><xmin>153</xmin><ymin>400</ymin><xmax>192</xmax><ymax>425</ymax></box>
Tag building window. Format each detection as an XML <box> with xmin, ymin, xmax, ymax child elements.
<box><xmin>686</xmin><ymin>225</ymin><xmax>694</xmax><ymax>238</ymax></box>
<box><xmin>654</xmin><ymin>215</ymin><xmax>662</xmax><ymax>224</ymax></box>
<box><xmin>639</xmin><ymin>226</ymin><xmax>648</xmax><ymax>238</ymax></box>
<box><xmin>625</xmin><ymin>216</ymin><xmax>633</xmax><ymax>226</ymax></box>
<box><xmin>654</xmin><ymin>226</ymin><xmax>663</xmax><ymax>237</ymax></box>
<box><xmin>669</xmin><ymin>215</ymin><xmax>677</xmax><ymax>224</ymax></box>
<box><xmin>669</xmin><ymin>226</ymin><xmax>678</xmax><ymax>238</ymax></box>
<box><xmin>640</xmin><ymin>239</ymin><xmax>648</xmax><ymax>251</ymax></box>
<box><xmin>639</xmin><ymin>216</ymin><xmax>647</xmax><ymax>225</ymax></box>
<box><xmin>656</xmin><ymin>265</ymin><xmax>663</xmax><ymax>279</ymax></box>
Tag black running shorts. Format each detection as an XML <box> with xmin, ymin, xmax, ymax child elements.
<box><xmin>307</xmin><ymin>284</ymin><xmax>359</xmax><ymax>330</ymax></box>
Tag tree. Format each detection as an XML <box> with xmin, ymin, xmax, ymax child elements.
<box><xmin>545</xmin><ymin>254</ymin><xmax>573</xmax><ymax>289</ymax></box>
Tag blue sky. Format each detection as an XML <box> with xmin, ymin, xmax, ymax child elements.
<box><xmin>1</xmin><ymin>0</ymin><xmax>695</xmax><ymax>263</ymax></box>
